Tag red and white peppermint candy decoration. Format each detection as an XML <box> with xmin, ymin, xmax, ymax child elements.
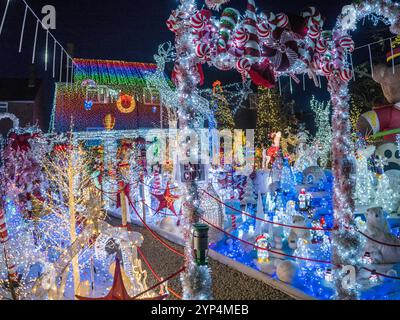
<box><xmin>243</xmin><ymin>0</ymin><xmax>261</xmax><ymax>62</ymax></box>
<box><xmin>310</xmin><ymin>53</ymin><xmax>321</xmax><ymax>70</ymax></box>
<box><xmin>308</xmin><ymin>25</ymin><xmax>321</xmax><ymax>39</ymax></box>
<box><xmin>338</xmin><ymin>35</ymin><xmax>355</xmax><ymax>52</ymax></box>
<box><xmin>236</xmin><ymin>58</ymin><xmax>251</xmax><ymax>74</ymax></box>
<box><xmin>234</xmin><ymin>27</ymin><xmax>249</xmax><ymax>48</ymax></box>
<box><xmin>260</xmin><ymin>11</ymin><xmax>276</xmax><ymax>23</ymax></box>
<box><xmin>260</xmin><ymin>11</ymin><xmax>276</xmax><ymax>30</ymax></box>
<box><xmin>301</xmin><ymin>6</ymin><xmax>318</xmax><ymax>18</ymax></box>
<box><xmin>339</xmin><ymin>68</ymin><xmax>353</xmax><ymax>82</ymax></box>
<box><xmin>257</xmin><ymin>21</ymin><xmax>272</xmax><ymax>39</ymax></box>
<box><xmin>276</xmin><ymin>13</ymin><xmax>289</xmax><ymax>28</ymax></box>
<box><xmin>302</xmin><ymin>7</ymin><xmax>322</xmax><ymax>28</ymax></box>
<box><xmin>316</xmin><ymin>38</ymin><xmax>328</xmax><ymax>54</ymax></box>
<box><xmin>195</xmin><ymin>43</ymin><xmax>211</xmax><ymax>60</ymax></box>
<box><xmin>166</xmin><ymin>14</ymin><xmax>179</xmax><ymax>33</ymax></box>
<box><xmin>321</xmin><ymin>61</ymin><xmax>334</xmax><ymax>76</ymax></box>
<box><xmin>190</xmin><ymin>11</ymin><xmax>208</xmax><ymax>32</ymax></box>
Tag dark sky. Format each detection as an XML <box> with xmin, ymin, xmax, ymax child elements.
<box><xmin>0</xmin><ymin>0</ymin><xmax>396</xmax><ymax>130</ymax></box>
<box><xmin>0</xmin><ymin>0</ymin><xmax>354</xmax><ymax>77</ymax></box>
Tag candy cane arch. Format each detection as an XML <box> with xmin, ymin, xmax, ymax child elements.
<box><xmin>328</xmin><ymin>0</ymin><xmax>400</xmax><ymax>300</ymax></box>
<box><xmin>168</xmin><ymin>0</ymin><xmax>400</xmax><ymax>299</ymax></box>
<box><xmin>0</xmin><ymin>206</ymin><xmax>18</xmax><ymax>296</ymax></box>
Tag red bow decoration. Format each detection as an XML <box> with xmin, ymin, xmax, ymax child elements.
<box><xmin>8</xmin><ymin>133</ymin><xmax>34</xmax><ymax>152</ymax></box>
<box><xmin>116</xmin><ymin>182</ymin><xmax>130</xmax><ymax>209</ymax></box>
<box><xmin>248</xmin><ymin>60</ymin><xmax>276</xmax><ymax>88</ymax></box>
<box><xmin>263</xmin><ymin>29</ymin><xmax>299</xmax><ymax>72</ymax></box>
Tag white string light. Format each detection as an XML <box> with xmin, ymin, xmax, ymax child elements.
<box><xmin>18</xmin><ymin>5</ymin><xmax>28</xmax><ymax>53</ymax></box>
<box><xmin>0</xmin><ymin>0</ymin><xmax>10</xmax><ymax>37</ymax></box>
<box><xmin>31</xmin><ymin>20</ymin><xmax>39</xmax><ymax>64</ymax></box>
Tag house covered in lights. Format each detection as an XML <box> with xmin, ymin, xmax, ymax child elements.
<box><xmin>50</xmin><ymin>58</ymin><xmax>173</xmax><ymax>133</ymax></box>
<box><xmin>50</xmin><ymin>58</ymin><xmax>180</xmax><ymax>209</ymax></box>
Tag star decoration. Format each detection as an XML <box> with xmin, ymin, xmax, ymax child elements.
<box><xmin>151</xmin><ymin>182</ymin><xmax>180</xmax><ymax>216</ymax></box>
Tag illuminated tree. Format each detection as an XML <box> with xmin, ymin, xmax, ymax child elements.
<box><xmin>38</xmin><ymin>138</ymin><xmax>104</xmax><ymax>299</ymax></box>
<box><xmin>310</xmin><ymin>96</ymin><xmax>332</xmax><ymax>167</ymax></box>
<box><xmin>213</xmin><ymin>96</ymin><xmax>235</xmax><ymax>130</ymax></box>
<box><xmin>255</xmin><ymin>87</ymin><xmax>284</xmax><ymax>148</ymax></box>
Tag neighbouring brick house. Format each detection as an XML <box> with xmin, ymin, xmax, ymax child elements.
<box><xmin>0</xmin><ymin>78</ymin><xmax>44</xmax><ymax>137</ymax></box>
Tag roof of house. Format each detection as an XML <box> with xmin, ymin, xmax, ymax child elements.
<box><xmin>73</xmin><ymin>58</ymin><xmax>159</xmax><ymax>86</ymax></box>
<box><xmin>0</xmin><ymin>78</ymin><xmax>42</xmax><ymax>101</ymax></box>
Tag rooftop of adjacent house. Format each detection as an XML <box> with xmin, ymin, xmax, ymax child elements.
<box><xmin>72</xmin><ymin>58</ymin><xmax>160</xmax><ymax>86</ymax></box>
<box><xmin>0</xmin><ymin>78</ymin><xmax>42</xmax><ymax>102</ymax></box>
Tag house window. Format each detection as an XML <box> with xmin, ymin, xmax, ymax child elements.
<box><xmin>85</xmin><ymin>86</ymin><xmax>109</xmax><ymax>104</ymax></box>
<box><xmin>0</xmin><ymin>102</ymin><xmax>8</xmax><ymax>113</ymax></box>
<box><xmin>143</xmin><ymin>88</ymin><xmax>160</xmax><ymax>106</ymax></box>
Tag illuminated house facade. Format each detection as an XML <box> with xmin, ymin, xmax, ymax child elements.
<box><xmin>50</xmin><ymin>58</ymin><xmax>172</xmax><ymax>133</ymax></box>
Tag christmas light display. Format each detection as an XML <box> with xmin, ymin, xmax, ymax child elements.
<box><xmin>3</xmin><ymin>0</ymin><xmax>400</xmax><ymax>301</ymax></box>
<box><xmin>310</xmin><ymin>96</ymin><xmax>332</xmax><ymax>167</ymax></box>
<box><xmin>354</xmin><ymin>146</ymin><xmax>376</xmax><ymax>207</ymax></box>
<box><xmin>166</xmin><ymin>0</ymin><xmax>400</xmax><ymax>300</ymax></box>
<box><xmin>255</xmin><ymin>88</ymin><xmax>284</xmax><ymax>148</ymax></box>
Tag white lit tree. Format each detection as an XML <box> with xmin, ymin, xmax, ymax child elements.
<box><xmin>38</xmin><ymin>137</ymin><xmax>104</xmax><ymax>299</ymax></box>
<box><xmin>310</xmin><ymin>96</ymin><xmax>332</xmax><ymax>168</ymax></box>
<box><xmin>374</xmin><ymin>157</ymin><xmax>399</xmax><ymax>213</ymax></box>
<box><xmin>354</xmin><ymin>152</ymin><xmax>375</xmax><ymax>207</ymax></box>
<box><xmin>241</xmin><ymin>178</ymin><xmax>256</xmax><ymax>209</ymax></box>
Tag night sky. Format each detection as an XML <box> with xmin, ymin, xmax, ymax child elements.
<box><xmin>0</xmin><ymin>0</ymin><xmax>395</xmax><ymax>130</ymax></box>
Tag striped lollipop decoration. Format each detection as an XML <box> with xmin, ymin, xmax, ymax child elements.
<box><xmin>275</xmin><ymin>13</ymin><xmax>289</xmax><ymax>29</ymax></box>
<box><xmin>339</xmin><ymin>68</ymin><xmax>353</xmax><ymax>82</ymax></box>
<box><xmin>190</xmin><ymin>11</ymin><xmax>209</xmax><ymax>32</ymax></box>
<box><xmin>338</xmin><ymin>35</ymin><xmax>355</xmax><ymax>52</ymax></box>
<box><xmin>301</xmin><ymin>6</ymin><xmax>323</xmax><ymax>28</ymax></box>
<box><xmin>321</xmin><ymin>61</ymin><xmax>334</xmax><ymax>76</ymax></box>
<box><xmin>234</xmin><ymin>27</ymin><xmax>250</xmax><ymax>48</ymax></box>
<box><xmin>257</xmin><ymin>21</ymin><xmax>272</xmax><ymax>40</ymax></box>
<box><xmin>195</xmin><ymin>43</ymin><xmax>211</xmax><ymax>60</ymax></box>
<box><xmin>308</xmin><ymin>24</ymin><xmax>321</xmax><ymax>39</ymax></box>
<box><xmin>236</xmin><ymin>57</ymin><xmax>251</xmax><ymax>74</ymax></box>
<box><xmin>260</xmin><ymin>10</ymin><xmax>276</xmax><ymax>30</ymax></box>
<box><xmin>243</xmin><ymin>0</ymin><xmax>261</xmax><ymax>63</ymax></box>
<box><xmin>166</xmin><ymin>12</ymin><xmax>179</xmax><ymax>33</ymax></box>
<box><xmin>301</xmin><ymin>6</ymin><xmax>318</xmax><ymax>18</ymax></box>
<box><xmin>218</xmin><ymin>8</ymin><xmax>240</xmax><ymax>51</ymax></box>
<box><xmin>316</xmin><ymin>38</ymin><xmax>328</xmax><ymax>54</ymax></box>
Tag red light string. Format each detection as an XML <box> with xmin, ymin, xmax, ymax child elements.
<box><xmin>137</xmin><ymin>247</ymin><xmax>183</xmax><ymax>299</ymax></box>
<box><xmin>127</xmin><ymin>196</ymin><xmax>185</xmax><ymax>258</ymax></box>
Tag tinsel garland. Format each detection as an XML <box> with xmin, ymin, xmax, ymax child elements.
<box><xmin>329</xmin><ymin>0</ymin><xmax>400</xmax><ymax>299</ymax></box>
<box><xmin>173</xmin><ymin>0</ymin><xmax>213</xmax><ymax>300</ymax></box>
<box><xmin>328</xmin><ymin>77</ymin><xmax>363</xmax><ymax>300</ymax></box>
<box><xmin>205</xmin><ymin>0</ymin><xmax>230</xmax><ymax>11</ymax></box>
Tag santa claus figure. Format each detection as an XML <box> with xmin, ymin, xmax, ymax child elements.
<box><xmin>357</xmin><ymin>44</ymin><xmax>400</xmax><ymax>142</ymax></box>
<box><xmin>263</xmin><ymin>132</ymin><xmax>282</xmax><ymax>169</ymax></box>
